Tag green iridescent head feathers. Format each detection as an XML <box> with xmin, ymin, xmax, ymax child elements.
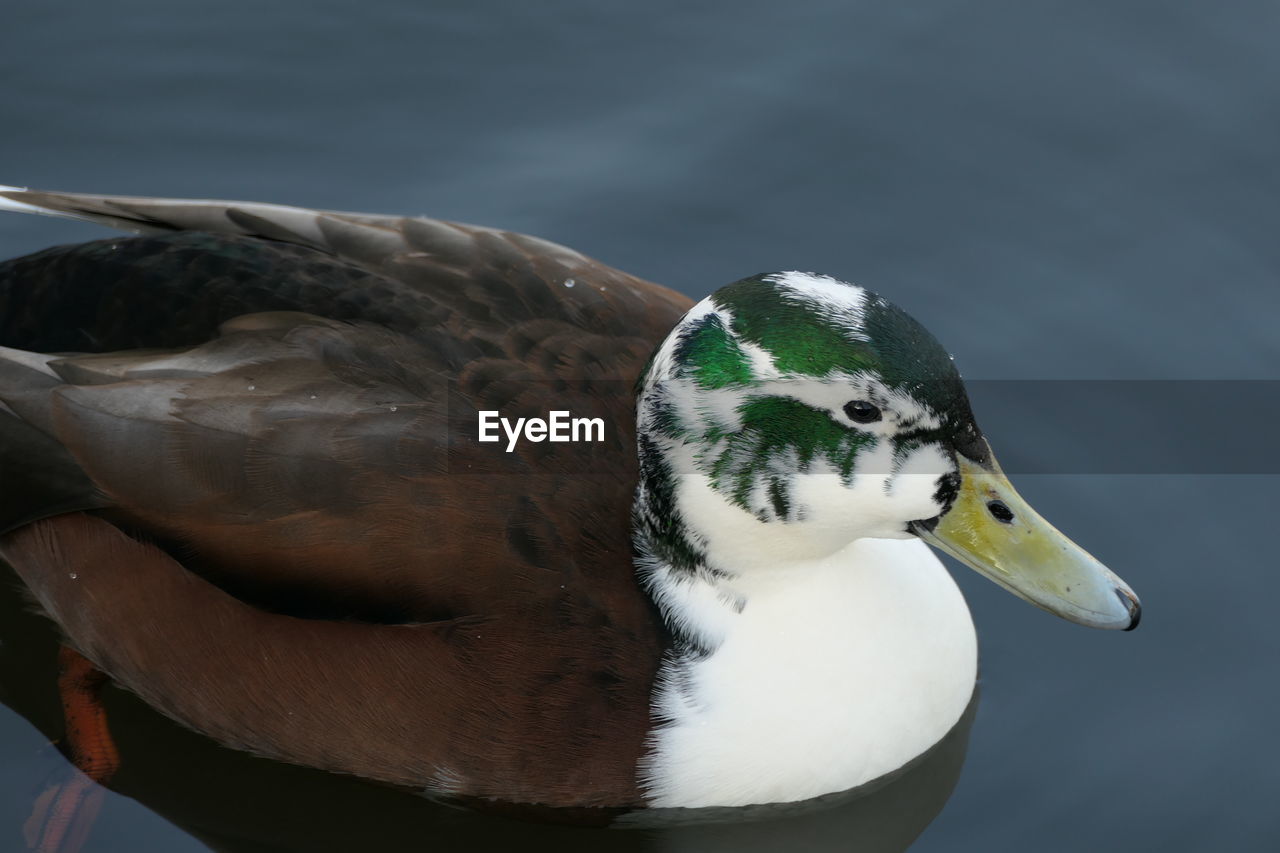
<box><xmin>641</xmin><ymin>271</ymin><xmax>981</xmax><ymax>449</ymax></box>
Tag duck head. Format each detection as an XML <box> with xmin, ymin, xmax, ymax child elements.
<box><xmin>634</xmin><ymin>271</ymin><xmax>1140</xmax><ymax>631</ymax></box>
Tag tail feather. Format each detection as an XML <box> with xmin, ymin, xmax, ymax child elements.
<box><xmin>0</xmin><ymin>185</ymin><xmax>377</xmax><ymax>251</ymax></box>
<box><xmin>0</xmin><ymin>184</ymin><xmax>262</xmax><ymax>235</ymax></box>
<box><xmin>0</xmin><ymin>185</ymin><xmax>67</xmax><ymax>219</ymax></box>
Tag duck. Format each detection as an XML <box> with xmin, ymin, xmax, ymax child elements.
<box><xmin>0</xmin><ymin>186</ymin><xmax>1140</xmax><ymax>818</ymax></box>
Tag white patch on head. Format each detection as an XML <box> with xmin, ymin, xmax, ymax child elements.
<box><xmin>768</xmin><ymin>271</ymin><xmax>869</xmax><ymax>342</ymax></box>
<box><xmin>737</xmin><ymin>339</ymin><xmax>777</xmax><ymax>377</ymax></box>
<box><xmin>887</xmin><ymin>443</ymin><xmax>955</xmax><ymax>498</ymax></box>
<box><xmin>710</xmin><ymin>305</ymin><xmax>778</xmax><ymax>379</ymax></box>
<box><xmin>790</xmin><ymin>441</ymin><xmax>951</xmax><ymax>541</ymax></box>
<box><xmin>690</xmin><ymin>387</ymin><xmax>747</xmax><ymax>439</ymax></box>
<box><xmin>640</xmin><ymin>536</ymin><xmax>977</xmax><ymax>808</ymax></box>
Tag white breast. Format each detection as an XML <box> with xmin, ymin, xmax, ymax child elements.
<box><xmin>639</xmin><ymin>537</ymin><xmax>977</xmax><ymax>808</ymax></box>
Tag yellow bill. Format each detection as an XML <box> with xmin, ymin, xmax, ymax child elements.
<box><xmin>912</xmin><ymin>451</ymin><xmax>1141</xmax><ymax>630</ymax></box>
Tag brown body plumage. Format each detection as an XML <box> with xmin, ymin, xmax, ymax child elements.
<box><xmin>0</xmin><ymin>189</ymin><xmax>692</xmax><ymax>808</ymax></box>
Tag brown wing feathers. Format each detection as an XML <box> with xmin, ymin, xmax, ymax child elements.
<box><xmin>2</xmin><ymin>513</ymin><xmax>651</xmax><ymax>807</ymax></box>
<box><xmin>0</xmin><ymin>192</ymin><xmax>692</xmax><ymax>807</ymax></box>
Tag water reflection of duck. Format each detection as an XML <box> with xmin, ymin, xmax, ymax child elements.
<box><xmin>0</xmin><ymin>188</ymin><xmax>1137</xmax><ymax>830</ymax></box>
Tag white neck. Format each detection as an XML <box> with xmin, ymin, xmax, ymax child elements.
<box><xmin>636</xmin><ymin>479</ymin><xmax>978</xmax><ymax>808</ymax></box>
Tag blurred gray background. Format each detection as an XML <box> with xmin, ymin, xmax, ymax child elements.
<box><xmin>1</xmin><ymin>0</ymin><xmax>1277</xmax><ymax>850</ymax></box>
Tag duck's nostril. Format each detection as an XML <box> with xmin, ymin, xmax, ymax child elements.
<box><xmin>987</xmin><ymin>499</ymin><xmax>1015</xmax><ymax>524</ymax></box>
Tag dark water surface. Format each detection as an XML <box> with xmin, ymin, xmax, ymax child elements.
<box><xmin>1</xmin><ymin>1</ymin><xmax>1278</xmax><ymax>850</ymax></box>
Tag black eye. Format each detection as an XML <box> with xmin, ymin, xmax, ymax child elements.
<box><xmin>843</xmin><ymin>400</ymin><xmax>882</xmax><ymax>424</ymax></box>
